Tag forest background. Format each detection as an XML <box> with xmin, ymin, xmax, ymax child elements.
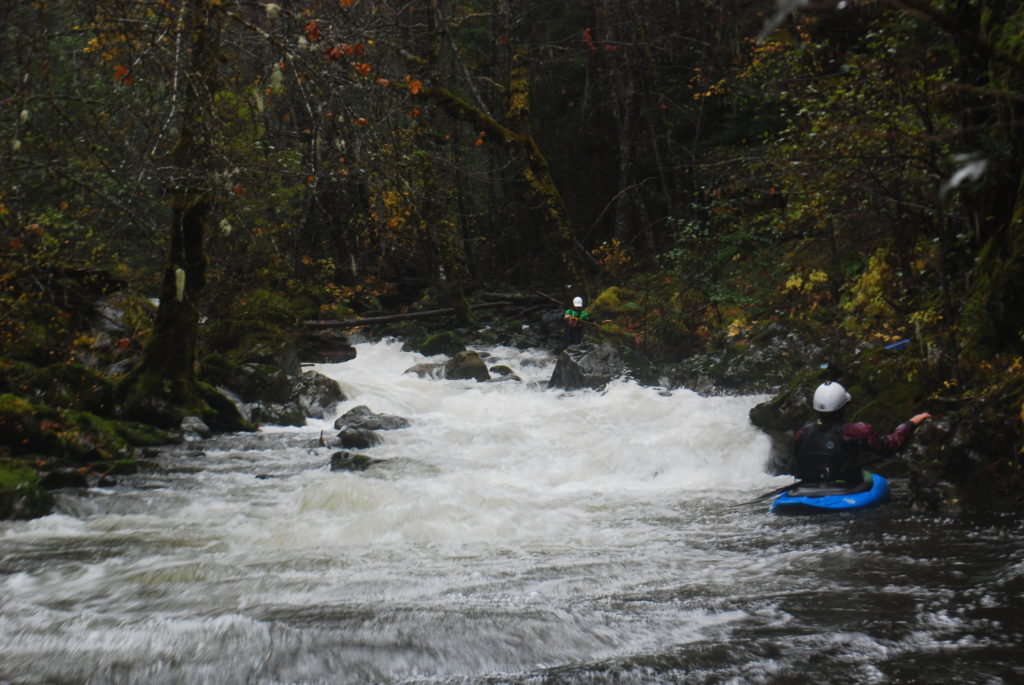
<box><xmin>2</xmin><ymin>0</ymin><xmax>1023</xmax><ymax>513</ymax></box>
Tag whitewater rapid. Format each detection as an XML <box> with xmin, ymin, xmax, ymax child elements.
<box><xmin>4</xmin><ymin>340</ymin><xmax>1020</xmax><ymax>684</ymax></box>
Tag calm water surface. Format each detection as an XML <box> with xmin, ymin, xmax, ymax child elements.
<box><xmin>2</xmin><ymin>341</ymin><xmax>1022</xmax><ymax>684</ymax></box>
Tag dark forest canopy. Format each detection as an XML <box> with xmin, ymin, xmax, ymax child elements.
<box><xmin>2</xmin><ymin>1</ymin><xmax>1023</xmax><ymax>507</ymax></box>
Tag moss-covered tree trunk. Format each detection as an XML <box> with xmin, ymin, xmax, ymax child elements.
<box><xmin>119</xmin><ymin>1</ymin><xmax>243</xmax><ymax>430</ymax></box>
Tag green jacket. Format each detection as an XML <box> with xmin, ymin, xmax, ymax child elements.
<box><xmin>563</xmin><ymin>308</ymin><xmax>590</xmax><ymax>326</ymax></box>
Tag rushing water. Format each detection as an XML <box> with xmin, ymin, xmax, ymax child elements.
<box><xmin>2</xmin><ymin>341</ymin><xmax>1022</xmax><ymax>684</ymax></box>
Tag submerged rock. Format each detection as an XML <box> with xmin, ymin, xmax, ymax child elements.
<box><xmin>329</xmin><ymin>451</ymin><xmax>383</xmax><ymax>472</ymax></box>
<box><xmin>404</xmin><ymin>362</ymin><xmax>445</xmax><ymax>379</ymax></box>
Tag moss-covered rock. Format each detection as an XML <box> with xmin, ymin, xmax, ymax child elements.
<box><xmin>410</xmin><ymin>330</ymin><xmax>466</xmax><ymax>357</ymax></box>
<box><xmin>0</xmin><ymin>459</ymin><xmax>54</xmax><ymax>519</ymax></box>
<box><xmin>196</xmin><ymin>382</ymin><xmax>255</xmax><ymax>433</ymax></box>
<box><xmin>329</xmin><ymin>451</ymin><xmax>382</xmax><ymax>472</ymax></box>
<box><xmin>444</xmin><ymin>350</ymin><xmax>490</xmax><ymax>381</ymax></box>
<box><xmin>0</xmin><ymin>393</ymin><xmax>174</xmax><ymax>464</ymax></box>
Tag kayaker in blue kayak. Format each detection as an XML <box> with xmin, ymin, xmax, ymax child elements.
<box><xmin>789</xmin><ymin>381</ymin><xmax>932</xmax><ymax>486</ymax></box>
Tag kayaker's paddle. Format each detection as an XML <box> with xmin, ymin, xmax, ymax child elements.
<box><xmin>737</xmin><ymin>482</ymin><xmax>798</xmax><ymax>506</ymax></box>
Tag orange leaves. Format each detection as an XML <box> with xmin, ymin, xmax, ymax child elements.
<box><xmin>409</xmin><ymin>108</ymin><xmax>422</xmax><ymax>118</ymax></box>
<box><xmin>582</xmin><ymin>28</ymin><xmax>596</xmax><ymax>52</ymax></box>
<box><xmin>473</xmin><ymin>131</ymin><xmax>486</xmax><ymax>147</ymax></box>
<box><xmin>327</xmin><ymin>42</ymin><xmax>365</xmax><ymax>61</ymax></box>
<box><xmin>340</xmin><ymin>0</ymin><xmax>355</xmax><ymax>5</ymax></box>
<box><xmin>304</xmin><ymin>21</ymin><xmax>320</xmax><ymax>43</ymax></box>
<box><xmin>232</xmin><ymin>184</ymin><xmax>245</xmax><ymax>197</ymax></box>
<box><xmin>405</xmin><ymin>75</ymin><xmax>422</xmax><ymax>94</ymax></box>
<box><xmin>355</xmin><ymin>117</ymin><xmax>369</xmax><ymax>127</ymax></box>
<box><xmin>353</xmin><ymin>62</ymin><xmax>371</xmax><ymax>76</ymax></box>
<box><xmin>344</xmin><ymin>43</ymin><xmax>365</xmax><ymax>57</ymax></box>
<box><xmin>113</xmin><ymin>65</ymin><xmax>132</xmax><ymax>85</ymax></box>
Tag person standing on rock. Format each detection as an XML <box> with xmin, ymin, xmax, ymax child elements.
<box><xmin>790</xmin><ymin>381</ymin><xmax>932</xmax><ymax>485</ymax></box>
<box><xmin>562</xmin><ymin>296</ymin><xmax>591</xmax><ymax>348</ymax></box>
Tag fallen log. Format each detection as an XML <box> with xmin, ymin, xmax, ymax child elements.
<box><xmin>303</xmin><ymin>301</ymin><xmax>512</xmax><ymax>327</ymax></box>
<box><xmin>478</xmin><ymin>290</ymin><xmax>562</xmax><ymax>305</ymax></box>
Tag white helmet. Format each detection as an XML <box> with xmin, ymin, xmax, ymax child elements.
<box><xmin>812</xmin><ymin>381</ymin><xmax>851</xmax><ymax>413</ymax></box>
<box><xmin>572</xmin><ymin>296</ymin><xmax>583</xmax><ymax>308</ymax></box>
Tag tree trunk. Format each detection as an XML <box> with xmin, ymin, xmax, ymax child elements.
<box><xmin>118</xmin><ymin>1</ymin><xmax>245</xmax><ymax>431</ymax></box>
<box><xmin>420</xmin><ymin>1</ymin><xmax>471</xmax><ymax>325</ymax></box>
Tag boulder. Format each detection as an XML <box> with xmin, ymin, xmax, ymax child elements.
<box><xmin>180</xmin><ymin>415</ymin><xmax>212</xmax><ymax>439</ymax></box>
<box><xmin>292</xmin><ymin>370</ymin><xmax>345</xmax><ymax>419</ymax></box>
<box><xmin>39</xmin><ymin>467</ymin><xmax>89</xmax><ymax>490</ymax></box>
<box><xmin>248</xmin><ymin>402</ymin><xmax>307</xmax><ymax>427</ymax></box>
<box><xmin>547</xmin><ymin>342</ymin><xmax>653</xmax><ymax>391</ymax></box>
<box><xmin>444</xmin><ymin>351</ymin><xmax>490</xmax><ymax>382</ymax></box>
<box><xmin>334</xmin><ymin>405</ymin><xmax>409</xmax><ymax>431</ymax></box>
<box><xmin>337</xmin><ymin>428</ymin><xmax>382</xmax><ymax>449</ymax></box>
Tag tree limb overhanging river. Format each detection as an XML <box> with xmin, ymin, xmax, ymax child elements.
<box><xmin>2</xmin><ymin>340</ymin><xmax>1022</xmax><ymax>684</ymax></box>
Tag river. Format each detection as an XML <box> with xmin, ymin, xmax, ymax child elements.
<box><xmin>2</xmin><ymin>340</ymin><xmax>1022</xmax><ymax>684</ymax></box>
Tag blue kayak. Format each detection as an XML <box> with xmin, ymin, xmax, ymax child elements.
<box><xmin>769</xmin><ymin>471</ymin><xmax>888</xmax><ymax>514</ymax></box>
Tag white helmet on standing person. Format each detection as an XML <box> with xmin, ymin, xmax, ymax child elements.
<box><xmin>812</xmin><ymin>381</ymin><xmax>851</xmax><ymax>413</ymax></box>
<box><xmin>572</xmin><ymin>296</ymin><xmax>583</xmax><ymax>308</ymax></box>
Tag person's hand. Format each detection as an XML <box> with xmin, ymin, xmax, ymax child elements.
<box><xmin>910</xmin><ymin>412</ymin><xmax>933</xmax><ymax>426</ymax></box>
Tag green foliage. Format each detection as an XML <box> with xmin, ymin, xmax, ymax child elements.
<box><xmin>663</xmin><ymin>214</ymin><xmax>776</xmax><ymax>315</ymax></box>
<box><xmin>202</xmin><ymin>287</ymin><xmax>305</xmax><ymax>365</ymax></box>
<box><xmin>589</xmin><ymin>284</ymin><xmax>704</xmax><ymax>361</ymax></box>
<box><xmin>1</xmin><ymin>361</ymin><xmax>115</xmax><ymax>414</ymax></box>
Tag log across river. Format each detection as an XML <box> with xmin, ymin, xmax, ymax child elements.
<box><xmin>1</xmin><ymin>340</ymin><xmax>1022</xmax><ymax>683</ymax></box>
